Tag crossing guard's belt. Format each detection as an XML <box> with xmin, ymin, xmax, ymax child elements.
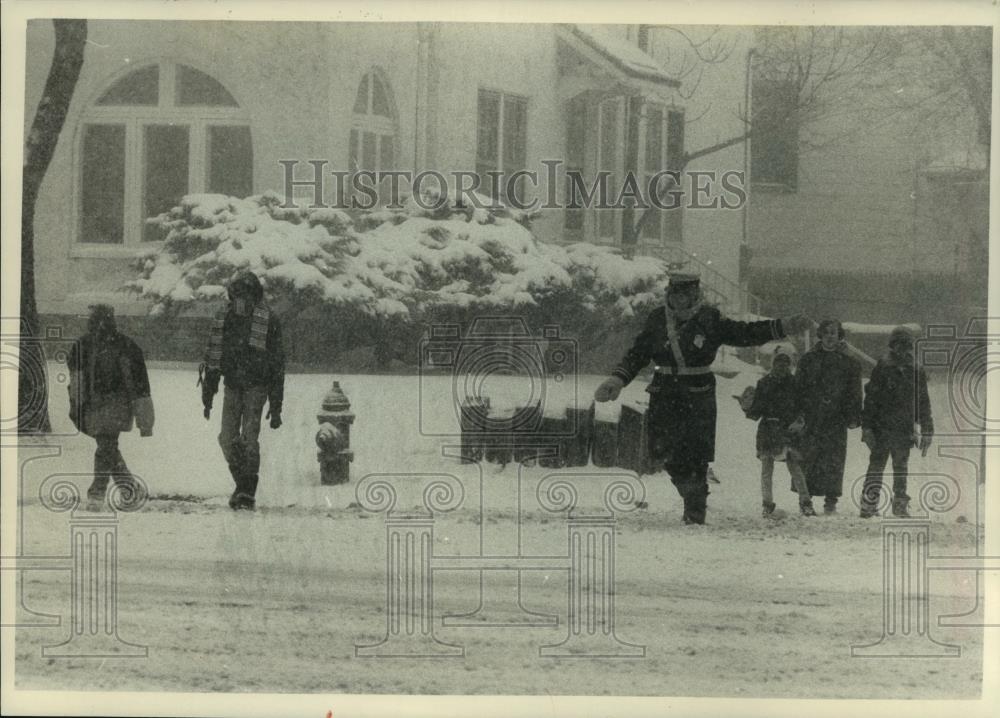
<box><xmin>653</xmin><ymin>365</ymin><xmax>713</xmax><ymax>376</ymax></box>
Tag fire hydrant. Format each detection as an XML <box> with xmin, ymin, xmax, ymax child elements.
<box><xmin>316</xmin><ymin>380</ymin><xmax>355</xmax><ymax>485</ymax></box>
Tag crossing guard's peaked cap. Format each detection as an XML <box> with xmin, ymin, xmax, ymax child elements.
<box><xmin>666</xmin><ymin>273</ymin><xmax>700</xmax><ymax>290</ymax></box>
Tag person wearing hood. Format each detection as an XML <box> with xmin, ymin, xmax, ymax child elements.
<box><xmin>594</xmin><ymin>273</ymin><xmax>812</xmax><ymax>525</ymax></box>
<box><xmin>794</xmin><ymin>318</ymin><xmax>863</xmax><ymax>514</ymax></box>
<box><xmin>200</xmin><ymin>270</ymin><xmax>285</xmax><ymax>511</ymax></box>
<box><xmin>859</xmin><ymin>326</ymin><xmax>933</xmax><ymax>518</ymax></box>
<box><xmin>741</xmin><ymin>346</ymin><xmax>815</xmax><ymax>517</ymax></box>
<box><xmin>68</xmin><ymin>304</ymin><xmax>154</xmax><ymax>510</ymax></box>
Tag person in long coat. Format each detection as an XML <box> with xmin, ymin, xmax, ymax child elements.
<box><xmin>594</xmin><ymin>273</ymin><xmax>811</xmax><ymax>525</ymax></box>
<box><xmin>68</xmin><ymin>304</ymin><xmax>154</xmax><ymax>510</ymax></box>
<box><xmin>794</xmin><ymin>318</ymin><xmax>863</xmax><ymax>514</ymax></box>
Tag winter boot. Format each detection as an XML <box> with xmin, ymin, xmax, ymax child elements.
<box><xmin>233</xmin><ymin>492</ymin><xmax>256</xmax><ymax>511</ymax></box>
<box><xmin>799</xmin><ymin>501</ymin><xmax>817</xmax><ymax>517</ymax></box>
<box><xmin>892</xmin><ymin>497</ymin><xmax>910</xmax><ymax>518</ymax></box>
<box><xmin>823</xmin><ymin>497</ymin><xmax>838</xmax><ymax>515</ymax></box>
<box><xmin>682</xmin><ymin>487</ymin><xmax>708</xmax><ymax>525</ymax></box>
<box><xmin>762</xmin><ymin>501</ymin><xmax>776</xmax><ymax>518</ymax></box>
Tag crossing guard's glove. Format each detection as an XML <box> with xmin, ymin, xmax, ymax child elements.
<box><xmin>594</xmin><ymin>376</ymin><xmax>624</xmax><ymax>403</ymax></box>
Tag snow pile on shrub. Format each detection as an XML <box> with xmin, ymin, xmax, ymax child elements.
<box><xmin>128</xmin><ymin>191</ymin><xmax>675</xmax><ymax>319</ymax></box>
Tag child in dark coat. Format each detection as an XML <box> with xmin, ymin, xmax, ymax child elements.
<box><xmin>741</xmin><ymin>348</ymin><xmax>815</xmax><ymax>517</ymax></box>
<box><xmin>859</xmin><ymin>326</ymin><xmax>933</xmax><ymax>518</ymax></box>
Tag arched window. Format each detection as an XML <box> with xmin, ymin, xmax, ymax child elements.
<box><xmin>78</xmin><ymin>61</ymin><xmax>252</xmax><ymax>245</ymax></box>
<box><xmin>349</xmin><ymin>69</ymin><xmax>396</xmax><ymax>202</ymax></box>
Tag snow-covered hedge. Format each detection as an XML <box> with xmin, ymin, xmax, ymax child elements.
<box><xmin>128</xmin><ymin>191</ymin><xmax>672</xmax><ymax>323</ymax></box>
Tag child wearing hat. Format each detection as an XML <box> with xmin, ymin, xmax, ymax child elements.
<box><xmin>741</xmin><ymin>346</ymin><xmax>816</xmax><ymax>517</ymax></box>
<box><xmin>859</xmin><ymin>326</ymin><xmax>933</xmax><ymax>518</ymax></box>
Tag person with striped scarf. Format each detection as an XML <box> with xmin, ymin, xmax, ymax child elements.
<box><xmin>200</xmin><ymin>270</ymin><xmax>284</xmax><ymax>511</ymax></box>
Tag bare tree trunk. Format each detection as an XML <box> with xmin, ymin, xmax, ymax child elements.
<box><xmin>19</xmin><ymin>19</ymin><xmax>87</xmax><ymax>435</ymax></box>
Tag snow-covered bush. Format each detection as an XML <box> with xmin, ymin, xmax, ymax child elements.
<box><xmin>129</xmin><ymin>191</ymin><xmax>672</xmax><ymax>321</ymax></box>
<box><xmin>127</xmin><ymin>191</ymin><xmax>675</xmax><ymax>367</ymax></box>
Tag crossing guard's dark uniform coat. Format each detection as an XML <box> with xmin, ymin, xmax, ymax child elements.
<box><xmin>612</xmin><ymin>304</ymin><xmax>785</xmax><ymax>517</ymax></box>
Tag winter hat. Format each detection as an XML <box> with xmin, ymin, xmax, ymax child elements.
<box><xmin>667</xmin><ymin>273</ymin><xmax>700</xmax><ymax>291</ymax></box>
<box><xmin>227</xmin><ymin>270</ymin><xmax>264</xmax><ymax>303</ymax></box>
<box><xmin>87</xmin><ymin>303</ymin><xmax>117</xmax><ymax>336</ymax></box>
<box><xmin>772</xmin><ymin>347</ymin><xmax>793</xmax><ymax>365</ymax></box>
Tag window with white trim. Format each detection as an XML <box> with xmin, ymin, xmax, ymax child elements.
<box><xmin>476</xmin><ymin>89</ymin><xmax>528</xmax><ymax>203</ymax></box>
<box><xmin>639</xmin><ymin>105</ymin><xmax>684</xmax><ymax>244</ymax></box>
<box><xmin>349</xmin><ymin>69</ymin><xmax>397</xmax><ymax>203</ymax></box>
<box><xmin>77</xmin><ymin>62</ymin><xmax>252</xmax><ymax>246</ymax></box>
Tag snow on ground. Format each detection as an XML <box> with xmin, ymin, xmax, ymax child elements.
<box><xmin>11</xmin><ymin>364</ymin><xmax>987</xmax><ymax>697</ymax></box>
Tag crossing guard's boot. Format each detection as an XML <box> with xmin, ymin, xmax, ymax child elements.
<box><xmin>682</xmin><ymin>484</ymin><xmax>709</xmax><ymax>525</ymax></box>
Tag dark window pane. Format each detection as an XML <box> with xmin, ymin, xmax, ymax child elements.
<box><xmin>664</xmin><ymin>203</ymin><xmax>683</xmax><ymax>244</ymax></box>
<box><xmin>645</xmin><ymin>107</ymin><xmax>663</xmax><ymax>172</ymax></box>
<box><xmin>564</xmin><ymin>97</ymin><xmax>586</xmax><ymax>232</ymax></box>
<box><xmin>80</xmin><ymin>124</ymin><xmax>126</xmax><ymax>243</ymax></box>
<box><xmin>566</xmin><ymin>97</ymin><xmax>586</xmax><ymax>167</ymax></box>
<box><xmin>176</xmin><ymin>64</ymin><xmax>238</xmax><ymax>107</ymax></box>
<box><xmin>97</xmin><ymin>65</ymin><xmax>159</xmax><ymax>106</ymax></box>
<box><xmin>477</xmin><ymin>90</ymin><xmax>500</xmax><ymax>165</ymax></box>
<box><xmin>750</xmin><ymin>79</ymin><xmax>798</xmax><ymax>188</ymax></box>
<box><xmin>641</xmin><ymin>173</ymin><xmax>661</xmax><ymax>240</ymax></box>
<box><xmin>372</xmin><ymin>74</ymin><xmax>391</xmax><ymax>117</ymax></box>
<box><xmin>354</xmin><ymin>75</ymin><xmax>369</xmax><ymax>115</ymax></box>
<box><xmin>143</xmin><ymin>125</ymin><xmax>190</xmax><ymax>242</ymax></box>
<box><xmin>349</xmin><ymin>129</ymin><xmax>359</xmax><ymax>170</ymax></box>
<box><xmin>666</xmin><ymin>110</ymin><xmax>685</xmax><ymax>171</ymax></box>
<box><xmin>362</xmin><ymin>132</ymin><xmax>376</xmax><ymax>171</ymax></box>
<box><xmin>207</xmin><ymin>125</ymin><xmax>253</xmax><ymax>198</ymax></box>
<box><xmin>502</xmin><ymin>96</ymin><xmax>527</xmax><ymax>204</ymax></box>
<box><xmin>599</xmin><ymin>101</ymin><xmax>618</xmax><ymax>238</ymax></box>
<box><xmin>379</xmin><ymin>134</ymin><xmax>394</xmax><ymax>170</ymax></box>
<box><xmin>502</xmin><ymin>96</ymin><xmax>527</xmax><ymax>171</ymax></box>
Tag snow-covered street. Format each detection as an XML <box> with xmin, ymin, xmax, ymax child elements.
<box><xmin>11</xmin><ymin>366</ymin><xmax>986</xmax><ymax>696</ymax></box>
